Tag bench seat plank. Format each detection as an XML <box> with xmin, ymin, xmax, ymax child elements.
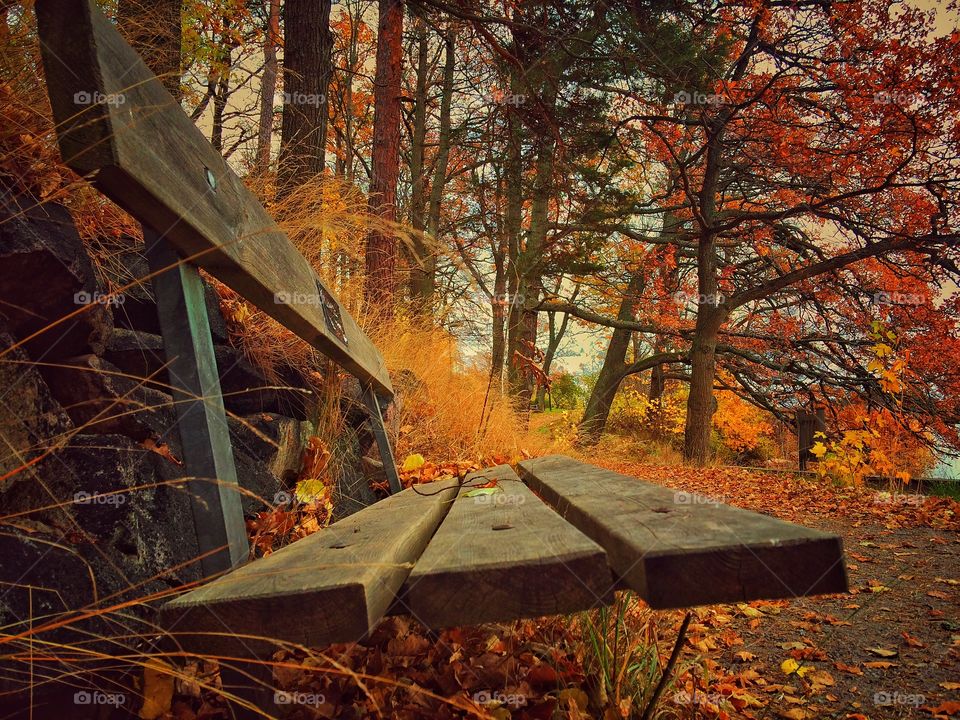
<box><xmin>161</xmin><ymin>478</ymin><xmax>459</xmax><ymax>655</ymax></box>
<box><xmin>401</xmin><ymin>466</ymin><xmax>614</xmax><ymax>628</ymax></box>
<box><xmin>519</xmin><ymin>456</ymin><xmax>848</xmax><ymax>609</ymax></box>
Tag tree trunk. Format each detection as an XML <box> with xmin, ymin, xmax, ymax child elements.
<box><xmin>364</xmin><ymin>0</ymin><xmax>404</xmax><ymax>317</ymax></box>
<box><xmin>683</xmin><ymin>309</ymin><xmax>723</xmax><ymax>464</ymax></box>
<box><xmin>507</xmin><ymin>135</ymin><xmax>554</xmax><ymax>403</ymax></box>
<box><xmin>407</xmin><ymin>18</ymin><xmax>430</xmax><ymax>304</ymax></box>
<box><xmin>578</xmin><ymin>274</ymin><xmax>644</xmax><ymax>442</ymax></box>
<box><xmin>682</xmin><ymin>121</ymin><xmax>726</xmax><ymax>465</ymax></box>
<box><xmin>118</xmin><ymin>0</ymin><xmax>181</xmax><ymax>98</ymax></box>
<box><xmin>491</xmin><ymin>255</ymin><xmax>507</xmax><ymax>386</ymax></box>
<box><xmin>210</xmin><ymin>22</ymin><xmax>230</xmax><ymax>152</ymax></box>
<box><xmin>535</xmin><ymin>309</ymin><xmax>569</xmax><ymax>410</ymax></box>
<box><xmin>255</xmin><ymin>0</ymin><xmax>280</xmax><ymax>172</ymax></box>
<box><xmin>341</xmin><ymin>3</ymin><xmax>360</xmax><ymax>182</ymax></box>
<box><xmin>416</xmin><ymin>29</ymin><xmax>456</xmax><ymax>308</ymax></box>
<box><xmin>278</xmin><ymin>0</ymin><xmax>333</xmax><ymax>196</ymax></box>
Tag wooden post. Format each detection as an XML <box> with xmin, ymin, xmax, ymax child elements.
<box><xmin>145</xmin><ymin>229</ymin><xmax>249</xmax><ymax>575</ymax></box>
<box><xmin>797</xmin><ymin>407</ymin><xmax>826</xmax><ymax>471</ymax></box>
<box><xmin>362</xmin><ymin>386</ymin><xmax>402</xmax><ymax>494</ymax></box>
<box><xmin>219</xmin><ymin>662</ymin><xmax>280</xmax><ymax>719</ymax></box>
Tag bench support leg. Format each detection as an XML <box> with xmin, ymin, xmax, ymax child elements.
<box><xmin>144</xmin><ymin>229</ymin><xmax>249</xmax><ymax>575</ymax></box>
<box><xmin>362</xmin><ymin>387</ymin><xmax>402</xmax><ymax>494</ymax></box>
<box><xmin>220</xmin><ymin>660</ymin><xmax>282</xmax><ymax>719</ymax></box>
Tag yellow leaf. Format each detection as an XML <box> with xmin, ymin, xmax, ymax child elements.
<box><xmin>810</xmin><ymin>442</ymin><xmax>827</xmax><ymax>458</ymax></box>
<box><xmin>873</xmin><ymin>343</ymin><xmax>893</xmax><ymax>358</ymax></box>
<box><xmin>139</xmin><ymin>659</ymin><xmax>174</xmax><ymax>720</ymax></box>
<box><xmin>295</xmin><ymin>477</ymin><xmax>327</xmax><ymax>504</ymax></box>
<box><xmin>780</xmin><ymin>658</ymin><xmax>811</xmax><ymax>677</ymax></box>
<box><xmin>401</xmin><ymin>454</ymin><xmax>426</xmax><ymax>472</ymax></box>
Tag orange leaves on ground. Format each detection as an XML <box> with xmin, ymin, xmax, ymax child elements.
<box><xmin>397</xmin><ymin>457</ymin><xmax>482</xmax><ymax>489</ymax></box>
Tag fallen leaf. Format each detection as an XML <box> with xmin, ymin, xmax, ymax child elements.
<box><xmin>901</xmin><ymin>631</ymin><xmax>925</xmax><ymax>648</ymax></box>
<box><xmin>401</xmin><ymin>453</ymin><xmax>426</xmax><ymax>472</ymax></box>
<box><xmin>780</xmin><ymin>659</ymin><xmax>811</xmax><ymax>677</ymax></box>
<box><xmin>924</xmin><ymin>701</ymin><xmax>960</xmax><ymax>716</ymax></box>
<box><xmin>834</xmin><ymin>662</ymin><xmax>863</xmax><ymax>676</ymax></box>
<box><xmin>939</xmin><ymin>682</ymin><xmax>960</xmax><ymax>690</ymax></box>
<box><xmin>807</xmin><ymin>670</ymin><xmax>835</xmax><ymax>687</ymax></box>
<box><xmin>142</xmin><ymin>437</ymin><xmax>182</xmax><ymax>466</ymax></box>
<box><xmin>557</xmin><ymin>688</ymin><xmax>589</xmax><ymax>711</ymax></box>
<box><xmin>866</xmin><ymin>647</ymin><xmax>898</xmax><ymax>658</ymax></box>
<box><xmin>863</xmin><ymin>661</ymin><xmax>898</xmax><ymax>669</ymax></box>
<box><xmin>140</xmin><ymin>659</ymin><xmax>175</xmax><ymax>719</ymax></box>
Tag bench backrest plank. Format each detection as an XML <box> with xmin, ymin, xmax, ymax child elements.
<box><xmin>35</xmin><ymin>0</ymin><xmax>392</xmax><ymax>397</ymax></box>
<box><xmin>401</xmin><ymin>466</ymin><xmax>614</xmax><ymax>628</ymax></box>
<box><xmin>161</xmin><ymin>478</ymin><xmax>459</xmax><ymax>656</ymax></box>
<box><xmin>519</xmin><ymin>456</ymin><xmax>848</xmax><ymax>609</ymax></box>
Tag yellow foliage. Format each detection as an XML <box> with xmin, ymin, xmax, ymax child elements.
<box><xmin>714</xmin><ymin>390</ymin><xmax>774</xmax><ymax>453</ymax></box>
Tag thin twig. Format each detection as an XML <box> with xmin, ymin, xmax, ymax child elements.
<box><xmin>640</xmin><ymin>612</ymin><xmax>692</xmax><ymax>720</ymax></box>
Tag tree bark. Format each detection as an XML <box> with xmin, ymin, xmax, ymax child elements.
<box><xmin>578</xmin><ymin>274</ymin><xmax>644</xmax><ymax>442</ymax></box>
<box><xmin>683</xmin><ymin>309</ymin><xmax>724</xmax><ymax>464</ymax></box>
<box><xmin>364</xmin><ymin>0</ymin><xmax>404</xmax><ymax>317</ymax></box>
<box><xmin>407</xmin><ymin>18</ymin><xmax>430</xmax><ymax>305</ymax></box>
<box><xmin>210</xmin><ymin>17</ymin><xmax>231</xmax><ymax>152</ymax></box>
<box><xmin>491</xmin><ymin>250</ymin><xmax>507</xmax><ymax>385</ymax></box>
<box><xmin>535</xmin><ymin>308</ymin><xmax>570</xmax><ymax>411</ymax></box>
<box><xmin>255</xmin><ymin>0</ymin><xmax>281</xmax><ymax>172</ymax></box>
<box><xmin>278</xmin><ymin>0</ymin><xmax>333</xmax><ymax>196</ymax></box>
<box><xmin>415</xmin><ymin>29</ymin><xmax>456</xmax><ymax>308</ymax></box>
<box><xmin>682</xmin><ymin>122</ymin><xmax>726</xmax><ymax>464</ymax></box>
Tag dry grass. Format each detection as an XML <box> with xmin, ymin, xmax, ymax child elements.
<box><xmin>214</xmin><ymin>171</ymin><xmax>551</xmax><ymax>467</ymax></box>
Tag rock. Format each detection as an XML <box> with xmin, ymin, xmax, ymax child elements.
<box><xmin>40</xmin><ymin>354</ymin><xmax>175</xmax><ymax>440</ymax></box>
<box><xmin>0</xmin><ymin>328</ymin><xmax>73</xmax><ymax>491</ymax></box>
<box><xmin>227</xmin><ymin>414</ymin><xmax>308</xmax><ymax>513</ymax></box>
<box><xmin>104</xmin><ymin>328</ymin><xmax>311</xmax><ymax>418</ymax></box>
<box><xmin>0</xmin><ymin>433</ymin><xmax>205</xmax><ymax>718</ymax></box>
<box><xmin>0</xmin><ymin>527</ymin><xmax>146</xmax><ymax>719</ymax></box>
<box><xmin>106</xmin><ymin>247</ymin><xmax>229</xmax><ymax>342</ymax></box>
<box><xmin>229</xmin><ymin>413</ymin><xmax>306</xmax><ymax>485</ymax></box>
<box><xmin>330</xmin><ymin>424</ymin><xmax>379</xmax><ymax>519</ymax></box>
<box><xmin>0</xmin><ymin>194</ymin><xmax>112</xmax><ymax>358</ymax></box>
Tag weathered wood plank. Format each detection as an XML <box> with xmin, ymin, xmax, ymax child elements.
<box><xmin>145</xmin><ymin>231</ymin><xmax>248</xmax><ymax>574</ymax></box>
<box><xmin>161</xmin><ymin>478</ymin><xmax>459</xmax><ymax>656</ymax></box>
<box><xmin>401</xmin><ymin>466</ymin><xmax>614</xmax><ymax>628</ymax></box>
<box><xmin>518</xmin><ymin>456</ymin><xmax>848</xmax><ymax>609</ymax></box>
<box><xmin>35</xmin><ymin>0</ymin><xmax>392</xmax><ymax>397</ymax></box>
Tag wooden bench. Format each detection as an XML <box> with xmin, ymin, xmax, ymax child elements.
<box><xmin>36</xmin><ymin>1</ymin><xmax>848</xmax><ymax>715</ymax></box>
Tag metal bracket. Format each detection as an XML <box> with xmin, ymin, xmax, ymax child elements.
<box><xmin>361</xmin><ymin>386</ymin><xmax>402</xmax><ymax>494</ymax></box>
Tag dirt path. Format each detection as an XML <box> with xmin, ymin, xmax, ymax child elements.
<box><xmin>594</xmin><ymin>461</ymin><xmax>960</xmax><ymax>720</ymax></box>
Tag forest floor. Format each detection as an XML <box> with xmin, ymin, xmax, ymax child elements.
<box><xmin>179</xmin><ymin>459</ymin><xmax>960</xmax><ymax>720</ymax></box>
<box><xmin>583</xmin><ymin>459</ymin><xmax>960</xmax><ymax>720</ymax></box>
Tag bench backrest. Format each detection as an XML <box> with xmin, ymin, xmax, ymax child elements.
<box><xmin>35</xmin><ymin>0</ymin><xmax>391</xmax><ymax>398</ymax></box>
<box><xmin>36</xmin><ymin>0</ymin><xmax>399</xmax><ymax>576</ymax></box>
